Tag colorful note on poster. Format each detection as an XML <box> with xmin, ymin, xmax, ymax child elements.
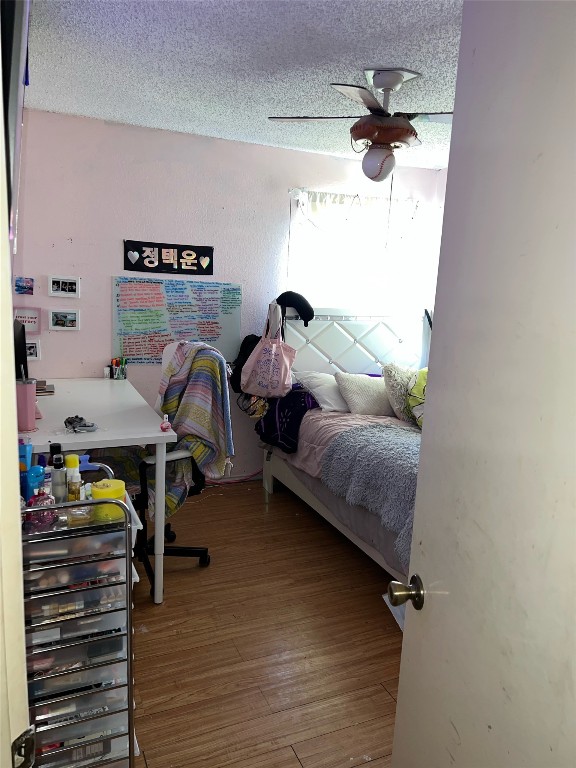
<box><xmin>112</xmin><ymin>276</ymin><xmax>242</xmax><ymax>363</ymax></box>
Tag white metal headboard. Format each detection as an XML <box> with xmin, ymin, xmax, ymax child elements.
<box><xmin>285</xmin><ymin>308</ymin><xmax>430</xmax><ymax>374</ymax></box>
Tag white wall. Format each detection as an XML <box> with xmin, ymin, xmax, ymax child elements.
<box><xmin>15</xmin><ymin>109</ymin><xmax>445</xmax><ymax>475</ymax></box>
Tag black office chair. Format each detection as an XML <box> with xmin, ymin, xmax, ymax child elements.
<box><xmin>93</xmin><ymin>342</ymin><xmax>234</xmax><ymax>594</ymax></box>
<box><xmin>131</xmin><ymin>451</ymin><xmax>210</xmax><ymax>591</ymax></box>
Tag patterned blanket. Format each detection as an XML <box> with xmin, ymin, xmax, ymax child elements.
<box><xmin>159</xmin><ymin>342</ymin><xmax>234</xmax><ymax>478</ymax></box>
<box><xmin>92</xmin><ymin>342</ymin><xmax>234</xmax><ymax>519</ymax></box>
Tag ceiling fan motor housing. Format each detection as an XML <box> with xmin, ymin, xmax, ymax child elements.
<box><xmin>350</xmin><ymin>114</ymin><xmax>419</xmax><ymax>148</ymax></box>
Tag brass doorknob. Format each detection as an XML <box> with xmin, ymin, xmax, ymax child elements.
<box><xmin>388</xmin><ymin>574</ymin><xmax>425</xmax><ymax>610</ymax></box>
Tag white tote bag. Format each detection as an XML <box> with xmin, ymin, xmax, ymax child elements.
<box><xmin>240</xmin><ymin>302</ymin><xmax>296</xmax><ymax>398</ymax></box>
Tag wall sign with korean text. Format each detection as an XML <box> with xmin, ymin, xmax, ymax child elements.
<box><xmin>124</xmin><ymin>240</ymin><xmax>214</xmax><ymax>275</ymax></box>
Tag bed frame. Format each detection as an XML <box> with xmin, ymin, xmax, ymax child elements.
<box><xmin>263</xmin><ymin>449</ymin><xmax>406</xmax><ymax>581</ymax></box>
<box><xmin>261</xmin><ymin>309</ymin><xmax>428</xmax><ymax>581</ymax></box>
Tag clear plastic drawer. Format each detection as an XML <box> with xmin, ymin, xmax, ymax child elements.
<box><xmin>28</xmin><ymin>660</ymin><xmax>128</xmax><ymax>704</ymax></box>
<box><xmin>35</xmin><ymin>732</ymin><xmax>129</xmax><ymax>767</ymax></box>
<box><xmin>24</xmin><ymin>556</ymin><xmax>126</xmax><ymax>596</ymax></box>
<box><xmin>28</xmin><ymin>635</ymin><xmax>127</xmax><ymax>681</ymax></box>
<box><xmin>25</xmin><ymin>584</ymin><xmax>126</xmax><ymax>626</ymax></box>
<box><xmin>23</xmin><ymin>529</ymin><xmax>126</xmax><ymax>567</ymax></box>
<box><xmin>31</xmin><ymin>685</ymin><xmax>129</xmax><ymax>729</ymax></box>
<box><xmin>35</xmin><ymin>710</ymin><xmax>128</xmax><ymax>753</ymax></box>
<box><xmin>27</xmin><ymin>609</ymin><xmax>127</xmax><ymax>649</ymax></box>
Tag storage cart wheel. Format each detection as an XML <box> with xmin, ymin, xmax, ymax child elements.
<box><xmin>200</xmin><ymin>554</ymin><xmax>211</xmax><ymax>567</ymax></box>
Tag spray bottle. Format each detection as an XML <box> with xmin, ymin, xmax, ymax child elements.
<box><xmin>51</xmin><ymin>454</ymin><xmax>68</xmax><ymax>504</ymax></box>
<box><xmin>64</xmin><ymin>453</ymin><xmax>84</xmax><ymax>501</ymax></box>
<box><xmin>25</xmin><ymin>464</ymin><xmax>45</xmax><ymax>504</ymax></box>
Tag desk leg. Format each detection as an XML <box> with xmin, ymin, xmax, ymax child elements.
<box><xmin>153</xmin><ymin>443</ymin><xmax>167</xmax><ymax>604</ymax></box>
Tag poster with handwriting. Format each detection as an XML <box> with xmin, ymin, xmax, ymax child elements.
<box><xmin>112</xmin><ymin>276</ymin><xmax>242</xmax><ymax>363</ymax></box>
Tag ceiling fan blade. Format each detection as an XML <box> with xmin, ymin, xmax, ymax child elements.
<box><xmin>268</xmin><ymin>115</ymin><xmax>363</xmax><ymax>122</ymax></box>
<box><xmin>394</xmin><ymin>111</ymin><xmax>453</xmax><ymax>125</ymax></box>
<box><xmin>330</xmin><ymin>83</ymin><xmax>386</xmax><ymax>114</ymax></box>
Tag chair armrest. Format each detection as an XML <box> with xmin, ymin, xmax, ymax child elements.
<box><xmin>81</xmin><ymin>460</ymin><xmax>114</xmax><ymax>479</ymax></box>
<box><xmin>142</xmin><ymin>449</ymin><xmax>193</xmax><ymax>466</ymax></box>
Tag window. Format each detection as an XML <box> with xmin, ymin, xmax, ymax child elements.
<box><xmin>287</xmin><ymin>189</ymin><xmax>444</xmax><ymax>314</ymax></box>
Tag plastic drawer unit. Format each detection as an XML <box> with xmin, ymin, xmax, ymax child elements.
<box><xmin>22</xmin><ymin>502</ymin><xmax>134</xmax><ymax>768</ymax></box>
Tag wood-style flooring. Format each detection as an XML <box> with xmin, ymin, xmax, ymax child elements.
<box><xmin>132</xmin><ymin>480</ymin><xmax>402</xmax><ymax>768</ymax></box>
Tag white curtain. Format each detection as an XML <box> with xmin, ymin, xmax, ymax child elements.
<box><xmin>287</xmin><ymin>189</ymin><xmax>444</xmax><ymax>315</ymax></box>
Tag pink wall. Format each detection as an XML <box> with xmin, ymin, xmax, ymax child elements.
<box><xmin>15</xmin><ymin>109</ymin><xmax>445</xmax><ymax>476</ymax></box>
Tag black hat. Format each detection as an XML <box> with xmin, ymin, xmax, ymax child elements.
<box><xmin>276</xmin><ymin>291</ymin><xmax>315</xmax><ymax>326</ymax></box>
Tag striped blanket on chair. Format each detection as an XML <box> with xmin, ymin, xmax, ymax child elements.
<box><xmin>159</xmin><ymin>342</ymin><xmax>234</xmax><ymax>479</ymax></box>
<box><xmin>91</xmin><ymin>342</ymin><xmax>234</xmax><ymax>519</ymax></box>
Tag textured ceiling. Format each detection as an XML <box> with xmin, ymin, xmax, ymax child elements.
<box><xmin>26</xmin><ymin>0</ymin><xmax>463</xmax><ymax>169</ymax></box>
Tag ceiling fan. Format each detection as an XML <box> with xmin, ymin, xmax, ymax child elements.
<box><xmin>269</xmin><ymin>68</ymin><xmax>453</xmax><ymax>182</ymax></box>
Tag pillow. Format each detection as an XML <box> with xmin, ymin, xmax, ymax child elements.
<box><xmin>335</xmin><ymin>372</ymin><xmax>395</xmax><ymax>416</ymax></box>
<box><xmin>293</xmin><ymin>371</ymin><xmax>349</xmax><ymax>412</ymax></box>
<box><xmin>407</xmin><ymin>368</ymin><xmax>428</xmax><ymax>428</ymax></box>
<box><xmin>382</xmin><ymin>363</ymin><xmax>417</xmax><ymax>423</ymax></box>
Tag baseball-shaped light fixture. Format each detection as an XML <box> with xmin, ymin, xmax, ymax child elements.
<box><xmin>362</xmin><ymin>144</ymin><xmax>396</xmax><ymax>182</ymax></box>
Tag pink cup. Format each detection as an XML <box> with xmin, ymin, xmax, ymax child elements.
<box><xmin>16</xmin><ymin>381</ymin><xmax>37</xmax><ymax>431</ymax></box>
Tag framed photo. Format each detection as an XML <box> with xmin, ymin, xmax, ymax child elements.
<box><xmin>14</xmin><ymin>306</ymin><xmax>41</xmax><ymax>335</ymax></box>
<box><xmin>49</xmin><ymin>275</ymin><xmax>81</xmax><ymax>298</ymax></box>
<box><xmin>49</xmin><ymin>309</ymin><xmax>80</xmax><ymax>331</ymax></box>
<box><xmin>26</xmin><ymin>339</ymin><xmax>41</xmax><ymax>361</ymax></box>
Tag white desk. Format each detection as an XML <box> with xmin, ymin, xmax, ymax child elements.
<box><xmin>20</xmin><ymin>378</ymin><xmax>176</xmax><ymax>604</ymax></box>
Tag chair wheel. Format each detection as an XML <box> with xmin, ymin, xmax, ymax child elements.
<box><xmin>199</xmin><ymin>554</ymin><xmax>211</xmax><ymax>567</ymax></box>
<box><xmin>164</xmin><ymin>523</ymin><xmax>176</xmax><ymax>543</ymax></box>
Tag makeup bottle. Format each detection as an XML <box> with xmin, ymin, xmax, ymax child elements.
<box><xmin>67</xmin><ymin>469</ymin><xmax>82</xmax><ymax>502</ymax></box>
<box><xmin>37</xmin><ymin>455</ymin><xmax>52</xmax><ymax>495</ymax></box>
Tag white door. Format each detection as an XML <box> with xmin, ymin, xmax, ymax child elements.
<box><xmin>0</xmin><ymin>47</ymin><xmax>30</xmax><ymax>768</ymax></box>
<box><xmin>392</xmin><ymin>2</ymin><xmax>576</xmax><ymax>766</ymax></box>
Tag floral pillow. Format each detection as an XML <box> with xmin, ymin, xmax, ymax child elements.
<box><xmin>382</xmin><ymin>363</ymin><xmax>417</xmax><ymax>424</ymax></box>
<box><xmin>407</xmin><ymin>368</ymin><xmax>428</xmax><ymax>428</ymax></box>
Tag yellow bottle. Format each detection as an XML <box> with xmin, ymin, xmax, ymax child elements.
<box><xmin>64</xmin><ymin>453</ymin><xmax>80</xmax><ymax>470</ymax></box>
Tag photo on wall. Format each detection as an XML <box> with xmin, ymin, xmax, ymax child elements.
<box><xmin>49</xmin><ymin>309</ymin><xmax>80</xmax><ymax>330</ymax></box>
<box><xmin>26</xmin><ymin>340</ymin><xmax>41</xmax><ymax>360</ymax></box>
<box><xmin>49</xmin><ymin>275</ymin><xmax>81</xmax><ymax>298</ymax></box>
<box><xmin>14</xmin><ymin>276</ymin><xmax>34</xmax><ymax>295</ymax></box>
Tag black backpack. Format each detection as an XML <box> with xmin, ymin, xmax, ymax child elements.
<box><xmin>230</xmin><ymin>334</ymin><xmax>260</xmax><ymax>394</ymax></box>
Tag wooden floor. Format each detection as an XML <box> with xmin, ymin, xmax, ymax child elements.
<box><xmin>131</xmin><ymin>480</ymin><xmax>402</xmax><ymax>768</ymax></box>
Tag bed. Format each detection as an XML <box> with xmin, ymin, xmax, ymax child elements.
<box><xmin>259</xmin><ymin>309</ymin><xmax>430</xmax><ymax>583</ymax></box>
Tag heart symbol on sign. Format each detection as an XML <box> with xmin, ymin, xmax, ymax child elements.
<box><xmin>199</xmin><ymin>256</ymin><xmax>211</xmax><ymax>269</ymax></box>
<box><xmin>127</xmin><ymin>250</ymin><xmax>140</xmax><ymax>264</ymax></box>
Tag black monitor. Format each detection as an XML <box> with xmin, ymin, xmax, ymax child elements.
<box><xmin>14</xmin><ymin>317</ymin><xmax>28</xmax><ymax>380</ymax></box>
